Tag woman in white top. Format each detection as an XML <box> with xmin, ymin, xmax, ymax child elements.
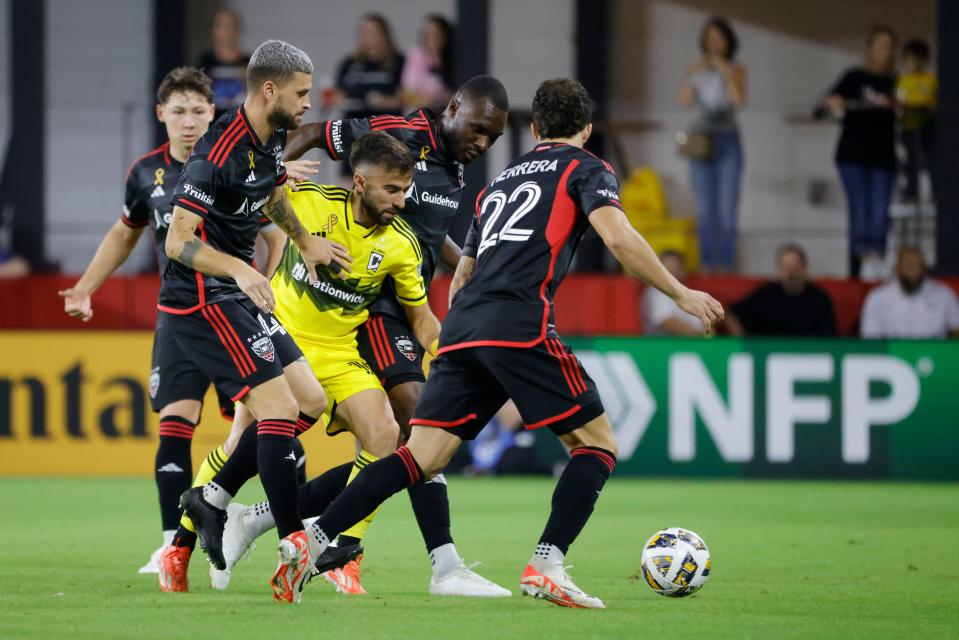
<box><xmin>678</xmin><ymin>16</ymin><xmax>747</xmax><ymax>273</ymax></box>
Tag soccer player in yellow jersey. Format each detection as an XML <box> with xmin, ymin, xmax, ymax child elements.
<box><xmin>209</xmin><ymin>131</ymin><xmax>510</xmax><ymax>598</ymax></box>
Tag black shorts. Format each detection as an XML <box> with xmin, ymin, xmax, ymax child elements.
<box><xmin>161</xmin><ymin>298</ymin><xmax>303</xmax><ymax>404</ymax></box>
<box><xmin>150</xmin><ymin>313</ymin><xmax>236</xmax><ymax>418</ymax></box>
<box><xmin>410</xmin><ymin>336</ymin><xmax>605</xmax><ymax>441</ymax></box>
<box><xmin>356</xmin><ymin>313</ymin><xmax>426</xmax><ymax>390</ymax></box>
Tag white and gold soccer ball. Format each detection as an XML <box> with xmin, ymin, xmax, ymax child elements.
<box><xmin>640</xmin><ymin>527</ymin><xmax>711</xmax><ymax>597</ymax></box>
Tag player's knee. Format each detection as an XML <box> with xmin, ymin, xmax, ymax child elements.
<box><xmin>365</xmin><ymin>418</ymin><xmax>401</xmax><ymax>458</ymax></box>
<box><xmin>298</xmin><ymin>385</ymin><xmax>328</xmax><ymax>420</ymax></box>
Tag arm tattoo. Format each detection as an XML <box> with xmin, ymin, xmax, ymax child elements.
<box><xmin>263</xmin><ymin>197</ymin><xmax>306</xmax><ymax>241</ymax></box>
<box><xmin>179</xmin><ymin>238</ymin><xmax>204</xmax><ymax>269</ymax></box>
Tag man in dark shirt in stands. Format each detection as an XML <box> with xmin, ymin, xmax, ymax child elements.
<box><xmin>725</xmin><ymin>244</ymin><xmax>836</xmax><ymax>336</ymax></box>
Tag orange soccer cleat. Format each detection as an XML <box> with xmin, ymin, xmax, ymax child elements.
<box><xmin>519</xmin><ymin>560</ymin><xmax>605</xmax><ymax>609</ymax></box>
<box><xmin>271</xmin><ymin>531</ymin><xmax>312</xmax><ymax>604</ymax></box>
<box><xmin>158</xmin><ymin>545</ymin><xmax>191</xmax><ymax>593</ymax></box>
<box><xmin>323</xmin><ymin>555</ymin><xmax>367</xmax><ymax>595</ymax></box>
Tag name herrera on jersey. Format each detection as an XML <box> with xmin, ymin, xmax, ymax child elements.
<box><xmin>491</xmin><ymin>159</ymin><xmax>558</xmax><ymax>185</ymax></box>
<box><xmin>291</xmin><ymin>261</ymin><xmax>366</xmax><ymax>304</ymax></box>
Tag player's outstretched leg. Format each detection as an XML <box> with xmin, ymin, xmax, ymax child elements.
<box><xmin>210</xmin><ymin>461</ymin><xmax>358</xmax><ymax>590</ymax></box>
<box><xmin>520</xmin><ymin>415</ymin><xmax>617</xmax><ymax>609</ymax></box>
<box><xmin>305</xmin><ymin>428</ymin><xmax>462</xmax><ymax>594</ymax></box>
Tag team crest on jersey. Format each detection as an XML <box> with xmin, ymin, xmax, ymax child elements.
<box><xmin>366</xmin><ymin>251</ymin><xmax>384</xmax><ymax>273</ymax></box>
<box><xmin>251</xmin><ymin>336</ymin><xmax>275</xmax><ymax>362</ymax></box>
<box><xmin>395</xmin><ymin>336</ymin><xmax>418</xmax><ymax>361</ymax></box>
<box><xmin>149</xmin><ymin>368</ymin><xmax>160</xmax><ymax>399</ymax></box>
<box><xmin>456</xmin><ymin>162</ymin><xmax>465</xmax><ymax>188</ymax></box>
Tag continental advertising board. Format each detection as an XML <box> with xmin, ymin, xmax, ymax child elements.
<box><xmin>0</xmin><ymin>332</ymin><xmax>354</xmax><ymax>475</ymax></box>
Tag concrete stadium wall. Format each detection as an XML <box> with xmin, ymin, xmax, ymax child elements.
<box><xmin>610</xmin><ymin>0</ymin><xmax>937</xmax><ymax>277</ymax></box>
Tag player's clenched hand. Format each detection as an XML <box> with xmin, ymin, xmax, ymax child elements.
<box><xmin>58</xmin><ymin>287</ymin><xmax>93</xmax><ymax>322</ymax></box>
<box><xmin>675</xmin><ymin>288</ymin><xmax>724</xmax><ymax>332</ymax></box>
<box><xmin>234</xmin><ymin>265</ymin><xmax>276</xmax><ymax>313</ymax></box>
<box><xmin>283</xmin><ymin>160</ymin><xmax>321</xmax><ymax>190</ymax></box>
<box><xmin>297</xmin><ymin>234</ymin><xmax>353</xmax><ymax>282</ymax></box>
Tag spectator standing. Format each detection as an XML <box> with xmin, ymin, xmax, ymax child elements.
<box><xmin>861</xmin><ymin>247</ymin><xmax>959</xmax><ymax>338</ymax></box>
<box><xmin>897</xmin><ymin>38</ymin><xmax>937</xmax><ymax>203</ymax></box>
<box><xmin>196</xmin><ymin>8</ymin><xmax>249</xmax><ymax>120</ymax></box>
<box><xmin>643</xmin><ymin>251</ymin><xmax>705</xmax><ymax>336</ymax></box>
<box><xmin>678</xmin><ymin>16</ymin><xmax>747</xmax><ymax>274</ymax></box>
<box><xmin>402</xmin><ymin>15</ymin><xmax>454</xmax><ymax>112</ymax></box>
<box><xmin>725</xmin><ymin>244</ymin><xmax>837</xmax><ymax>337</ymax></box>
<box><xmin>335</xmin><ymin>13</ymin><xmax>405</xmax><ymax>121</ymax></box>
<box><xmin>824</xmin><ymin>26</ymin><xmax>898</xmax><ymax>279</ymax></box>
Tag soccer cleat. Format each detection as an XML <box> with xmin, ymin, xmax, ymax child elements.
<box><xmin>270</xmin><ymin>531</ymin><xmax>312</xmax><ymax>604</ymax></box>
<box><xmin>519</xmin><ymin>561</ymin><xmax>606</xmax><ymax>609</ymax></box>
<box><xmin>158</xmin><ymin>545</ymin><xmax>191</xmax><ymax>593</ymax></box>
<box><xmin>323</xmin><ymin>555</ymin><xmax>366</xmax><ymax>595</ymax></box>
<box><xmin>138</xmin><ymin>544</ymin><xmax>165</xmax><ymax>574</ymax></box>
<box><xmin>179</xmin><ymin>487</ymin><xmax>228</xmax><ymax>570</ymax></box>
<box><xmin>209</xmin><ymin>503</ymin><xmax>257</xmax><ymax>590</ymax></box>
<box><xmin>429</xmin><ymin>561</ymin><xmax>512</xmax><ymax>597</ymax></box>
<box><xmin>310</xmin><ymin>542</ymin><xmax>364</xmax><ymax>579</ymax></box>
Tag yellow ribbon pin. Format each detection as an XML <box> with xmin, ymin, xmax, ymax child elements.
<box><xmin>153</xmin><ymin>168</ymin><xmax>165</xmax><ymax>185</ymax></box>
<box><xmin>419</xmin><ymin>146</ymin><xmax>431</xmax><ymax>160</ymax></box>
<box><xmin>248</xmin><ymin>150</ymin><xmax>255</xmax><ymax>169</ymax></box>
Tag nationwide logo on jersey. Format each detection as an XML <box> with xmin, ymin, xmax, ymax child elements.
<box><xmin>395</xmin><ymin>336</ymin><xmax>418</xmax><ymax>361</ymax></box>
<box><xmin>366</xmin><ymin>251</ymin><xmax>385</xmax><ymax>273</ymax></box>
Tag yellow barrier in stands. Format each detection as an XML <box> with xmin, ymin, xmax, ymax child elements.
<box><xmin>0</xmin><ymin>332</ymin><xmax>355</xmax><ymax>476</ymax></box>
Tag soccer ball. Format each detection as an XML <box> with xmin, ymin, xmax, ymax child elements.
<box><xmin>640</xmin><ymin>527</ymin><xmax>711</xmax><ymax>597</ymax></box>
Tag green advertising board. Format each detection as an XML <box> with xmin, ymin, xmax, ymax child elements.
<box><xmin>532</xmin><ymin>338</ymin><xmax>959</xmax><ymax>480</ymax></box>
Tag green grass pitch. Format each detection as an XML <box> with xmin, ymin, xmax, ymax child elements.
<box><xmin>1</xmin><ymin>476</ymin><xmax>957</xmax><ymax>639</ymax></box>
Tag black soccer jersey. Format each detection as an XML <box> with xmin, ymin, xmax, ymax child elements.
<box><xmin>159</xmin><ymin>106</ymin><xmax>288</xmax><ymax>313</ymax></box>
<box><xmin>313</xmin><ymin>109</ymin><xmax>464</xmax><ymax>317</ymax></box>
<box><xmin>439</xmin><ymin>142</ymin><xmax>623</xmax><ymax>351</ymax></box>
<box><xmin>121</xmin><ymin>142</ymin><xmax>184</xmax><ymax>275</ymax></box>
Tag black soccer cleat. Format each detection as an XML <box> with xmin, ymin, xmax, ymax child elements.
<box><xmin>179</xmin><ymin>487</ymin><xmax>228</xmax><ymax>570</ymax></box>
<box><xmin>307</xmin><ymin>543</ymin><xmax>363</xmax><ymax>583</ymax></box>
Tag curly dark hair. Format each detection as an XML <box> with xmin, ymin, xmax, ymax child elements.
<box><xmin>157</xmin><ymin>67</ymin><xmax>214</xmax><ymax>105</ymax></box>
<box><xmin>531</xmin><ymin>78</ymin><xmax>592</xmax><ymax>139</ymax></box>
<box><xmin>350</xmin><ymin>131</ymin><xmax>414</xmax><ymax>175</ymax></box>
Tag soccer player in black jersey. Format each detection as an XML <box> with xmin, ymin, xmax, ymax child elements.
<box><xmin>159</xmin><ymin>40</ymin><xmax>353</xmax><ymax>604</ymax></box>
<box><xmin>58</xmin><ymin>67</ymin><xmax>301</xmax><ymax>576</ymax></box>
<box><xmin>278</xmin><ymin>76</ymin><xmax>510</xmax><ymax>595</ymax></box>
<box><xmin>297</xmin><ymin>78</ymin><xmax>724</xmax><ymax>609</ymax></box>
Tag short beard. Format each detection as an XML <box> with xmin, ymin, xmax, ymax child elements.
<box><xmin>899</xmin><ymin>275</ymin><xmax>923</xmax><ymax>294</ymax></box>
<box><xmin>267</xmin><ymin>105</ymin><xmax>298</xmax><ymax>130</ymax></box>
<box><xmin>360</xmin><ymin>191</ymin><xmax>394</xmax><ymax>226</ymax></box>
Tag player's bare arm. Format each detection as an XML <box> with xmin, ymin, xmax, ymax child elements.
<box><xmin>448</xmin><ymin>255</ymin><xmax>475</xmax><ymax>307</ymax></box>
<box><xmin>589</xmin><ymin>206</ymin><xmax>724</xmax><ymax>330</ymax></box>
<box><xmin>262</xmin><ymin>187</ymin><xmax>353</xmax><ymax>281</ymax></box>
<box><xmin>59</xmin><ymin>220</ymin><xmax>145</xmax><ymax>321</ymax></box>
<box><xmin>166</xmin><ymin>206</ymin><xmax>276</xmax><ymax>312</ymax></box>
<box><xmin>439</xmin><ymin>235</ymin><xmax>462</xmax><ymax>271</ymax></box>
<box><xmin>259</xmin><ymin>224</ymin><xmax>287</xmax><ymax>279</ymax></box>
<box><xmin>403</xmin><ymin>302</ymin><xmax>442</xmax><ymax>356</ymax></box>
<box><xmin>283</xmin><ymin>123</ymin><xmax>324</xmax><ymax>161</ymax></box>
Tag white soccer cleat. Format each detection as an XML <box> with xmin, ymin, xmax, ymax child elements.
<box><xmin>430</xmin><ymin>562</ymin><xmax>512</xmax><ymax>597</ymax></box>
<box><xmin>138</xmin><ymin>544</ymin><xmax>165</xmax><ymax>574</ymax></box>
<box><xmin>520</xmin><ymin>559</ymin><xmax>606</xmax><ymax>609</ymax></box>
<box><xmin>209</xmin><ymin>503</ymin><xmax>257</xmax><ymax>590</ymax></box>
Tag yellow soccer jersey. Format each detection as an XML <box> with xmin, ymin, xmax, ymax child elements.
<box><xmin>272</xmin><ymin>181</ymin><xmax>427</xmax><ymax>347</ymax></box>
